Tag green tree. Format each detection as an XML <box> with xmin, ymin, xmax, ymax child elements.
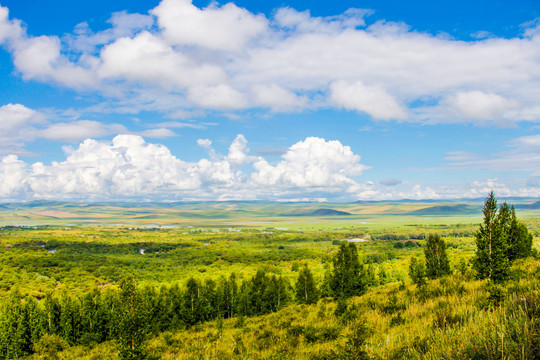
<box><xmin>507</xmin><ymin>205</ymin><xmax>533</xmax><ymax>260</ymax></box>
<box><xmin>295</xmin><ymin>264</ymin><xmax>319</xmax><ymax>305</ymax></box>
<box><xmin>330</xmin><ymin>242</ymin><xmax>366</xmax><ymax>299</ymax></box>
<box><xmin>117</xmin><ymin>277</ymin><xmax>147</xmax><ymax>360</ymax></box>
<box><xmin>473</xmin><ymin>191</ymin><xmax>509</xmax><ymax>282</ymax></box>
<box><xmin>424</xmin><ymin>234</ymin><xmax>451</xmax><ymax>279</ymax></box>
<box><xmin>378</xmin><ymin>266</ymin><xmax>389</xmax><ymax>285</ymax></box>
<box><xmin>409</xmin><ymin>257</ymin><xmax>426</xmax><ymax>286</ymax></box>
<box><xmin>182</xmin><ymin>277</ymin><xmax>202</xmax><ymax>326</ymax></box>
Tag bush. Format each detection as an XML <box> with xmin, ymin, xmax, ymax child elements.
<box><xmin>33</xmin><ymin>334</ymin><xmax>69</xmax><ymax>360</ymax></box>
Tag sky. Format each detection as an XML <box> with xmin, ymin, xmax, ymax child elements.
<box><xmin>0</xmin><ymin>0</ymin><xmax>539</xmax><ymax>202</ymax></box>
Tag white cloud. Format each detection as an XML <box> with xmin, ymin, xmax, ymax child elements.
<box><xmin>0</xmin><ymin>103</ymin><xmax>44</xmax><ymax>154</ymax></box>
<box><xmin>37</xmin><ymin>120</ymin><xmax>128</xmax><ymax>142</ymax></box>
<box><xmin>0</xmin><ymin>6</ymin><xmax>22</xmax><ymax>45</ymax></box>
<box><xmin>136</xmin><ymin>128</ymin><xmax>177</xmax><ymax>138</ymax></box>
<box><xmin>151</xmin><ymin>0</ymin><xmax>268</xmax><ymax>51</ymax></box>
<box><xmin>2</xmin><ymin>132</ymin><xmax>540</xmax><ymax>201</ymax></box>
<box><xmin>252</xmin><ymin>137</ymin><xmax>368</xmax><ymax>191</ymax></box>
<box><xmin>11</xmin><ymin>35</ymin><xmax>96</xmax><ymax>88</ymax></box>
<box><xmin>329</xmin><ymin>80</ymin><xmax>408</xmax><ymax>120</ymax></box>
<box><xmin>188</xmin><ymin>84</ymin><xmax>247</xmax><ymax>110</ymax></box>
<box><xmin>0</xmin><ymin>134</ymin><xmax>371</xmax><ymax>201</ymax></box>
<box><xmin>197</xmin><ymin>138</ymin><xmax>212</xmax><ymax>148</ymax></box>
<box><xmin>66</xmin><ymin>11</ymin><xmax>153</xmax><ymax>53</ymax></box>
<box><xmin>0</xmin><ymin>103</ymin><xmax>39</xmax><ymax>133</ymax></box>
<box><xmin>274</xmin><ymin>7</ymin><xmax>369</xmax><ymax>33</ymax></box>
<box><xmin>446</xmin><ymin>91</ymin><xmax>519</xmax><ymax>120</ymax></box>
<box><xmin>252</xmin><ymin>84</ymin><xmax>307</xmax><ymax>111</ymax></box>
<box><xmin>350</xmin><ymin>178</ymin><xmax>540</xmax><ymax>201</ymax></box>
<box><xmin>98</xmin><ymin>31</ymin><xmax>225</xmax><ymax>89</ymax></box>
<box><xmin>227</xmin><ymin>134</ymin><xmax>250</xmax><ymax>165</ymax></box>
<box><xmin>1</xmin><ymin>2</ymin><xmax>540</xmax><ymax>121</ymax></box>
<box><xmin>28</xmin><ymin>135</ymin><xmax>200</xmax><ymax>199</ymax></box>
<box><xmin>0</xmin><ymin>155</ymin><xmax>27</xmax><ymax>198</ymax></box>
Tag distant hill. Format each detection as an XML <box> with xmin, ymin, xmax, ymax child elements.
<box><xmin>283</xmin><ymin>208</ymin><xmax>352</xmax><ymax>216</ymax></box>
<box><xmin>407</xmin><ymin>204</ymin><xmax>479</xmax><ymax>216</ymax></box>
<box><xmin>516</xmin><ymin>201</ymin><xmax>540</xmax><ymax>210</ymax></box>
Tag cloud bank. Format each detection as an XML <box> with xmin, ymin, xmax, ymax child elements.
<box><xmin>0</xmin><ymin>135</ymin><xmax>369</xmax><ymax>201</ymax></box>
<box><xmin>1</xmin><ymin>134</ymin><xmax>538</xmax><ymax>202</ymax></box>
<box><xmin>0</xmin><ymin>1</ymin><xmax>539</xmax><ymax>124</ymax></box>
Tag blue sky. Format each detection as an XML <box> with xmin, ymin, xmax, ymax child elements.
<box><xmin>0</xmin><ymin>0</ymin><xmax>539</xmax><ymax>202</ymax></box>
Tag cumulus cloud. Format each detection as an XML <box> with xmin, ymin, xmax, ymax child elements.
<box><xmin>0</xmin><ymin>134</ymin><xmax>369</xmax><ymax>201</ymax></box>
<box><xmin>151</xmin><ymin>0</ymin><xmax>268</xmax><ymax>51</ymax></box>
<box><xmin>329</xmin><ymin>80</ymin><xmax>407</xmax><ymax>120</ymax></box>
<box><xmin>0</xmin><ymin>2</ymin><xmax>539</xmax><ymax>122</ymax></box>
<box><xmin>0</xmin><ymin>103</ymin><xmax>43</xmax><ymax>154</ymax></box>
<box><xmin>1</xmin><ymin>132</ymin><xmax>538</xmax><ymax>201</ymax></box>
<box><xmin>0</xmin><ymin>103</ymin><xmax>39</xmax><ymax>133</ymax></box>
<box><xmin>252</xmin><ymin>137</ymin><xmax>368</xmax><ymax>192</ymax></box>
<box><xmin>349</xmin><ymin>178</ymin><xmax>540</xmax><ymax>201</ymax></box>
<box><xmin>0</xmin><ymin>155</ymin><xmax>28</xmax><ymax>198</ymax></box>
<box><xmin>0</xmin><ymin>103</ymin><xmax>180</xmax><ymax>152</ymax></box>
<box><xmin>98</xmin><ymin>31</ymin><xmax>225</xmax><ymax>89</ymax></box>
<box><xmin>445</xmin><ymin>91</ymin><xmax>519</xmax><ymax>121</ymax></box>
<box><xmin>11</xmin><ymin>35</ymin><xmax>96</xmax><ymax>87</ymax></box>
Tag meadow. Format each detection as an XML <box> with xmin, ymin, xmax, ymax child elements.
<box><xmin>0</xmin><ymin>199</ymin><xmax>539</xmax><ymax>359</ymax></box>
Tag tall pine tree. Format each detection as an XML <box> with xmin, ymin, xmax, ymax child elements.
<box><xmin>330</xmin><ymin>242</ymin><xmax>366</xmax><ymax>299</ymax></box>
<box><xmin>473</xmin><ymin>191</ymin><xmax>509</xmax><ymax>282</ymax></box>
<box><xmin>507</xmin><ymin>205</ymin><xmax>533</xmax><ymax>260</ymax></box>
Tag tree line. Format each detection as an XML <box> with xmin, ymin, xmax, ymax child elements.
<box><xmin>0</xmin><ymin>241</ymin><xmax>372</xmax><ymax>359</ymax></box>
<box><xmin>409</xmin><ymin>191</ymin><xmax>534</xmax><ymax>286</ymax></box>
<box><xmin>1</xmin><ymin>191</ymin><xmax>534</xmax><ymax>358</ymax></box>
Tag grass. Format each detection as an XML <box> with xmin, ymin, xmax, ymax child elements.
<box><xmin>28</xmin><ymin>257</ymin><xmax>539</xmax><ymax>360</ymax></box>
<box><xmin>0</xmin><ymin>200</ymin><xmax>538</xmax><ymax>359</ymax></box>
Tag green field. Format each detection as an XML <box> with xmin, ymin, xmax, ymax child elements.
<box><xmin>0</xmin><ymin>199</ymin><xmax>539</xmax><ymax>359</ymax></box>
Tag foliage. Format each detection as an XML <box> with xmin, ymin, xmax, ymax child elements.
<box><xmin>473</xmin><ymin>192</ymin><xmax>509</xmax><ymax>282</ymax></box>
<box><xmin>295</xmin><ymin>264</ymin><xmax>319</xmax><ymax>305</ymax></box>
<box><xmin>330</xmin><ymin>242</ymin><xmax>367</xmax><ymax>299</ymax></box>
<box><xmin>507</xmin><ymin>205</ymin><xmax>534</xmax><ymax>260</ymax></box>
<box><xmin>424</xmin><ymin>234</ymin><xmax>451</xmax><ymax>279</ymax></box>
<box><xmin>408</xmin><ymin>257</ymin><xmax>426</xmax><ymax>286</ymax></box>
<box><xmin>0</xmin><ymin>197</ymin><xmax>537</xmax><ymax>359</ymax></box>
<box><xmin>474</xmin><ymin>192</ymin><xmax>534</xmax><ymax>283</ymax></box>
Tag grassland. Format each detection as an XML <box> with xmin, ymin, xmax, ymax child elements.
<box><xmin>0</xmin><ymin>199</ymin><xmax>539</xmax><ymax>359</ymax></box>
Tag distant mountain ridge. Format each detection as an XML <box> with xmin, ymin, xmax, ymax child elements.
<box><xmin>407</xmin><ymin>204</ymin><xmax>480</xmax><ymax>215</ymax></box>
<box><xmin>516</xmin><ymin>201</ymin><xmax>540</xmax><ymax>210</ymax></box>
<box><xmin>283</xmin><ymin>208</ymin><xmax>352</xmax><ymax>216</ymax></box>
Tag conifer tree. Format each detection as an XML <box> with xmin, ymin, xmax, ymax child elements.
<box><xmin>473</xmin><ymin>191</ymin><xmax>509</xmax><ymax>282</ymax></box>
<box><xmin>295</xmin><ymin>264</ymin><xmax>319</xmax><ymax>305</ymax></box>
<box><xmin>507</xmin><ymin>205</ymin><xmax>533</xmax><ymax>260</ymax></box>
<box><xmin>424</xmin><ymin>234</ymin><xmax>451</xmax><ymax>279</ymax></box>
<box><xmin>330</xmin><ymin>242</ymin><xmax>366</xmax><ymax>299</ymax></box>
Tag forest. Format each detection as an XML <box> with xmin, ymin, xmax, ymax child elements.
<box><xmin>0</xmin><ymin>193</ymin><xmax>539</xmax><ymax>359</ymax></box>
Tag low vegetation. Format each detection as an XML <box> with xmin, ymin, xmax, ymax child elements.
<box><xmin>0</xmin><ymin>193</ymin><xmax>538</xmax><ymax>359</ymax></box>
